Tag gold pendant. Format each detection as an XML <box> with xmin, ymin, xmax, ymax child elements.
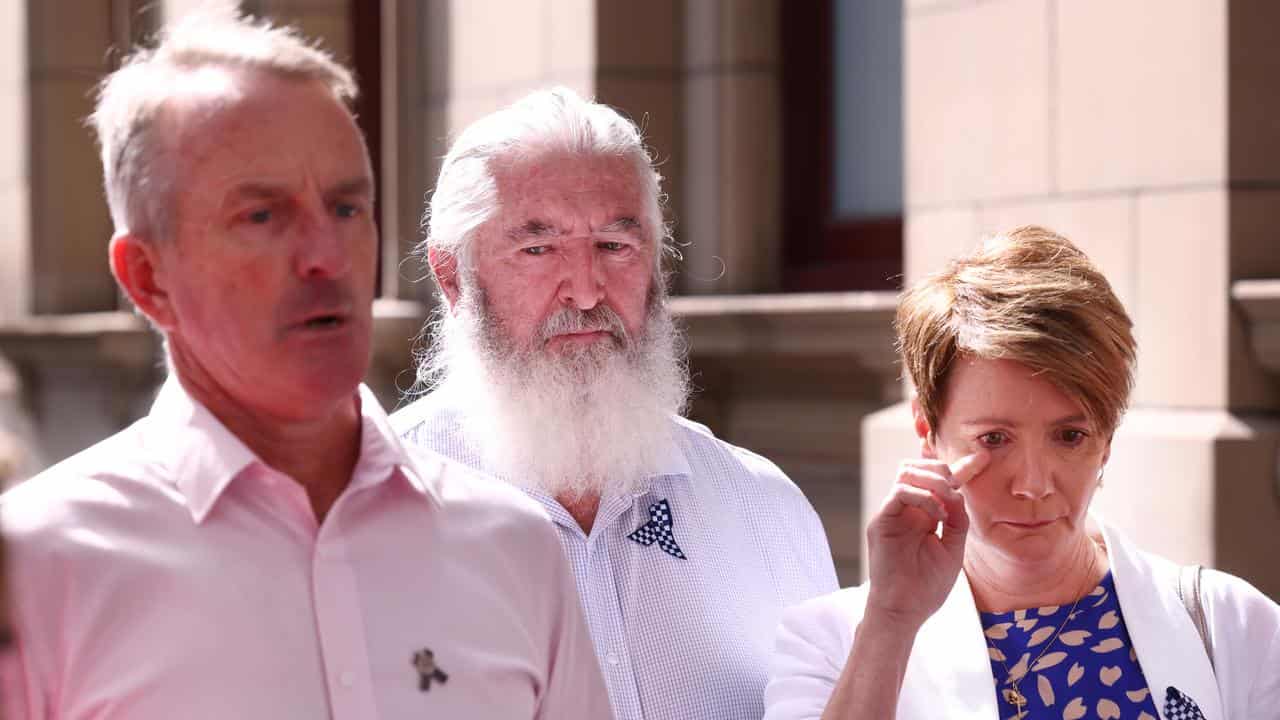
<box><xmin>1003</xmin><ymin>687</ymin><xmax>1026</xmax><ymax>707</ymax></box>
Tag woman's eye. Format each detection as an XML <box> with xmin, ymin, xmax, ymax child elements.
<box><xmin>247</xmin><ymin>209</ymin><xmax>272</xmax><ymax>224</ymax></box>
<box><xmin>1058</xmin><ymin>429</ymin><xmax>1087</xmax><ymax>445</ymax></box>
<box><xmin>522</xmin><ymin>246</ymin><xmax>549</xmax><ymax>256</ymax></box>
<box><xmin>598</xmin><ymin>241</ymin><xmax>626</xmax><ymax>252</ymax></box>
<box><xmin>978</xmin><ymin>431</ymin><xmax>1007</xmax><ymax>448</ymax></box>
<box><xmin>335</xmin><ymin>203</ymin><xmax>360</xmax><ymax>219</ymax></box>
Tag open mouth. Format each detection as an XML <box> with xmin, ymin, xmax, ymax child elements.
<box><xmin>303</xmin><ymin>315</ymin><xmax>345</xmax><ymax>330</ymax></box>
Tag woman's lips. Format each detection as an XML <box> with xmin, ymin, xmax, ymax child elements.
<box><xmin>1002</xmin><ymin>519</ymin><xmax>1058</xmax><ymax>529</ymax></box>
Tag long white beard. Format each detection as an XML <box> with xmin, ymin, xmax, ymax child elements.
<box><xmin>419</xmin><ymin>285</ymin><xmax>690</xmax><ymax>502</ymax></box>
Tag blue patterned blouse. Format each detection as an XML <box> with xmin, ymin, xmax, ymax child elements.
<box><xmin>979</xmin><ymin>572</ymin><xmax>1160</xmax><ymax>719</ymax></box>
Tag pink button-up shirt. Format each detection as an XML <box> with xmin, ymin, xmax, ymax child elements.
<box><xmin>0</xmin><ymin>379</ymin><xmax>611</xmax><ymax>719</ymax></box>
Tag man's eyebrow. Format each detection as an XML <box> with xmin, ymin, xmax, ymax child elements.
<box><xmin>505</xmin><ymin>220</ymin><xmax>558</xmax><ymax>241</ymax></box>
<box><xmin>226</xmin><ymin>177</ymin><xmax>374</xmax><ymax>202</ymax></box>
<box><xmin>227</xmin><ymin>182</ymin><xmax>288</xmax><ymax>201</ymax></box>
<box><xmin>599</xmin><ymin>216</ymin><xmax>642</xmax><ymax>234</ymax></box>
<box><xmin>327</xmin><ymin>177</ymin><xmax>374</xmax><ymax>198</ymax></box>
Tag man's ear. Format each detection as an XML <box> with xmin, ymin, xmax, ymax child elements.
<box><xmin>109</xmin><ymin>233</ymin><xmax>177</xmax><ymax>331</ymax></box>
<box><xmin>910</xmin><ymin>396</ymin><xmax>938</xmax><ymax>459</ymax></box>
<box><xmin>427</xmin><ymin>247</ymin><xmax>461</xmax><ymax>310</ymax></box>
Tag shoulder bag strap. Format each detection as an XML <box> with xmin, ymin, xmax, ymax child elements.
<box><xmin>1177</xmin><ymin>564</ymin><xmax>1216</xmax><ymax>673</ymax></box>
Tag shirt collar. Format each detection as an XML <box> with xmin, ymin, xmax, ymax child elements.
<box><xmin>149</xmin><ymin>378</ymin><xmax>439</xmax><ymax>524</ymax></box>
<box><xmin>351</xmin><ymin>383</ymin><xmax>442</xmax><ymax>506</ymax></box>
<box><xmin>645</xmin><ymin>423</ymin><xmax>693</xmax><ymax>481</ymax></box>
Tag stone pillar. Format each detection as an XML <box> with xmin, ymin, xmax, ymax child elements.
<box><xmin>0</xmin><ymin>0</ymin><xmax>29</xmax><ymax>324</ymax></box>
<box><xmin>677</xmin><ymin>0</ymin><xmax>782</xmax><ymax>295</ymax></box>
<box><xmin>24</xmin><ymin>2</ymin><xmax>120</xmax><ymax>315</ymax></box>
<box><xmin>866</xmin><ymin>0</ymin><xmax>1280</xmax><ymax>598</ymax></box>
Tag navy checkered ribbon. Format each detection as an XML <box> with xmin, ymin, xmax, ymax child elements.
<box><xmin>627</xmin><ymin>498</ymin><xmax>687</xmax><ymax>559</ymax></box>
<box><xmin>1163</xmin><ymin>687</ymin><xmax>1206</xmax><ymax>720</ymax></box>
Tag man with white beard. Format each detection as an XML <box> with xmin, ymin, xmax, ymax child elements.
<box><xmin>393</xmin><ymin>87</ymin><xmax>839</xmax><ymax>720</ymax></box>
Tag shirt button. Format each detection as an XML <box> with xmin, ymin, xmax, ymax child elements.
<box><xmin>339</xmin><ymin>671</ymin><xmax>355</xmax><ymax>688</ymax></box>
<box><xmin>605</xmin><ymin>652</ymin><xmax>620</xmax><ymax>666</ymax></box>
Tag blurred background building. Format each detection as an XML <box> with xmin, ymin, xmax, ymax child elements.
<box><xmin>1</xmin><ymin>0</ymin><xmax>1278</xmax><ymax>599</ymax></box>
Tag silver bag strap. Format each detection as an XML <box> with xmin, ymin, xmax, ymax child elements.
<box><xmin>1177</xmin><ymin>564</ymin><xmax>1216</xmax><ymax>673</ymax></box>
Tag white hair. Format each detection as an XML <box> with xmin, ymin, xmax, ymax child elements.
<box><xmin>89</xmin><ymin>4</ymin><xmax>358</xmax><ymax>242</ymax></box>
<box><xmin>421</xmin><ymin>284</ymin><xmax>690</xmax><ymax>501</ymax></box>
<box><xmin>420</xmin><ymin>87</ymin><xmax>670</xmax><ymax>282</ymax></box>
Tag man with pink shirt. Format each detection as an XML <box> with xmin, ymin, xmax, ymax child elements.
<box><xmin>0</xmin><ymin>10</ymin><xmax>610</xmax><ymax>720</ymax></box>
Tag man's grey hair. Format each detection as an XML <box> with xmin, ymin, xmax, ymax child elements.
<box><xmin>420</xmin><ymin>87</ymin><xmax>670</xmax><ymax>287</ymax></box>
<box><xmin>89</xmin><ymin>6</ymin><xmax>358</xmax><ymax>243</ymax></box>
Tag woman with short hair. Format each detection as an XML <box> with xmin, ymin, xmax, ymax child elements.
<box><xmin>765</xmin><ymin>226</ymin><xmax>1280</xmax><ymax>719</ymax></box>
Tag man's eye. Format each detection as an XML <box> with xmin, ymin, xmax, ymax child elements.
<box><xmin>598</xmin><ymin>241</ymin><xmax>626</xmax><ymax>252</ymax></box>
<box><xmin>247</xmin><ymin>209</ymin><xmax>272</xmax><ymax>224</ymax></box>
<box><xmin>335</xmin><ymin>203</ymin><xmax>360</xmax><ymax>219</ymax></box>
<box><xmin>522</xmin><ymin>246</ymin><xmax>549</xmax><ymax>256</ymax></box>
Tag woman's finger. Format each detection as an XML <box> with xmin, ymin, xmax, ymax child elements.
<box><xmin>878</xmin><ymin>483</ymin><xmax>948</xmax><ymax>524</ymax></box>
<box><xmin>946</xmin><ymin>449</ymin><xmax>991</xmax><ymax>489</ymax></box>
<box><xmin>895</xmin><ymin>464</ymin><xmax>964</xmax><ymax>506</ymax></box>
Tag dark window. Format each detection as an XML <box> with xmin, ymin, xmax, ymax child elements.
<box><xmin>780</xmin><ymin>0</ymin><xmax>903</xmax><ymax>292</ymax></box>
<box><xmin>350</xmin><ymin>1</ymin><xmax>384</xmax><ymax>292</ymax></box>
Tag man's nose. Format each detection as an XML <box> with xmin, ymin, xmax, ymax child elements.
<box><xmin>557</xmin><ymin>244</ymin><xmax>605</xmax><ymax>310</ymax></box>
<box><xmin>294</xmin><ymin>204</ymin><xmax>352</xmax><ymax>279</ymax></box>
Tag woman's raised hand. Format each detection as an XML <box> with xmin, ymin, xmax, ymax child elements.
<box><xmin>864</xmin><ymin>447</ymin><xmax>990</xmax><ymax>630</ymax></box>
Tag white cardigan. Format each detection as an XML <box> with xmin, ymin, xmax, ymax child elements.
<box><xmin>765</xmin><ymin>521</ymin><xmax>1280</xmax><ymax>719</ymax></box>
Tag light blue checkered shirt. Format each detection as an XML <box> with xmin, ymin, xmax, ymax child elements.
<box><xmin>392</xmin><ymin>394</ymin><xmax>839</xmax><ymax>720</ymax></box>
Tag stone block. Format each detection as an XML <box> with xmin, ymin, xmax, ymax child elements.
<box><xmin>29</xmin><ymin>79</ymin><xmax>117</xmax><ymax>314</ymax></box>
<box><xmin>0</xmin><ymin>0</ymin><xmax>25</xmax><ymax>91</ymax></box>
<box><xmin>1228</xmin><ymin>1</ymin><xmax>1280</xmax><ymax>184</ymax></box>
<box><xmin>1103</xmin><ymin>408</ymin><xmax>1280</xmax><ymax>601</ymax></box>
<box><xmin>597</xmin><ymin>0</ymin><xmax>678</xmax><ymax>70</ymax></box>
<box><xmin>30</xmin><ymin>0</ymin><xmax>114</xmax><ymax>72</ymax></box>
<box><xmin>1056</xmin><ymin>0</ymin><xmax>1227</xmax><ymax>192</ymax></box>
<box><xmin>1226</xmin><ymin>190</ymin><xmax>1280</xmax><ymax>411</ymax></box>
<box><xmin>1133</xmin><ymin>189</ymin><xmax>1228</xmax><ymax>408</ymax></box>
<box><xmin>548</xmin><ymin>0</ymin><xmax>597</xmax><ymax>75</ymax></box>
<box><xmin>904</xmin><ymin>206</ymin><xmax>977</xmax><ymax>284</ymax></box>
<box><xmin>0</xmin><ymin>89</ymin><xmax>26</xmax><ymax>189</ymax></box>
<box><xmin>448</xmin><ymin>0</ymin><xmax>545</xmax><ymax>93</ymax></box>
<box><xmin>905</xmin><ymin>0</ymin><xmax>1050</xmax><ymax>207</ymax></box>
<box><xmin>0</xmin><ymin>187</ymin><xmax>31</xmax><ymax>323</ymax></box>
<box><xmin>282</xmin><ymin>10</ymin><xmax>353</xmax><ymax>63</ymax></box>
<box><xmin>678</xmin><ymin>72</ymin><xmax>722</xmax><ymax>294</ymax></box>
<box><xmin>720</xmin><ymin>0</ymin><xmax>779</xmax><ymax>67</ymax></box>
<box><xmin>684</xmin><ymin>0</ymin><xmax>719</xmax><ymax>70</ymax></box>
<box><xmin>717</xmin><ymin>72</ymin><xmax>781</xmax><ymax>293</ymax></box>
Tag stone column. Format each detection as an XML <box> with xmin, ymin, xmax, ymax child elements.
<box><xmin>0</xmin><ymin>1</ymin><xmax>29</xmax><ymax>324</ymax></box>
<box><xmin>865</xmin><ymin>0</ymin><xmax>1280</xmax><ymax>598</ymax></box>
<box><xmin>676</xmin><ymin>0</ymin><xmax>782</xmax><ymax>295</ymax></box>
<box><xmin>24</xmin><ymin>1</ymin><xmax>120</xmax><ymax>315</ymax></box>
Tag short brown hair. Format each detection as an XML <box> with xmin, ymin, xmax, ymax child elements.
<box><xmin>897</xmin><ymin>225</ymin><xmax>1137</xmax><ymax>437</ymax></box>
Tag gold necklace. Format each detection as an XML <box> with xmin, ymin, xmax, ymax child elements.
<box><xmin>983</xmin><ymin>542</ymin><xmax>1101</xmax><ymax>717</ymax></box>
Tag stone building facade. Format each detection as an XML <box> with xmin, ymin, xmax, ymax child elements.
<box><xmin>1</xmin><ymin>0</ymin><xmax>1277</xmax><ymax>597</ymax></box>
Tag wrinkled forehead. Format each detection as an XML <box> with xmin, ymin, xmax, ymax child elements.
<box><xmin>491</xmin><ymin>152</ymin><xmax>647</xmax><ymax>221</ymax></box>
